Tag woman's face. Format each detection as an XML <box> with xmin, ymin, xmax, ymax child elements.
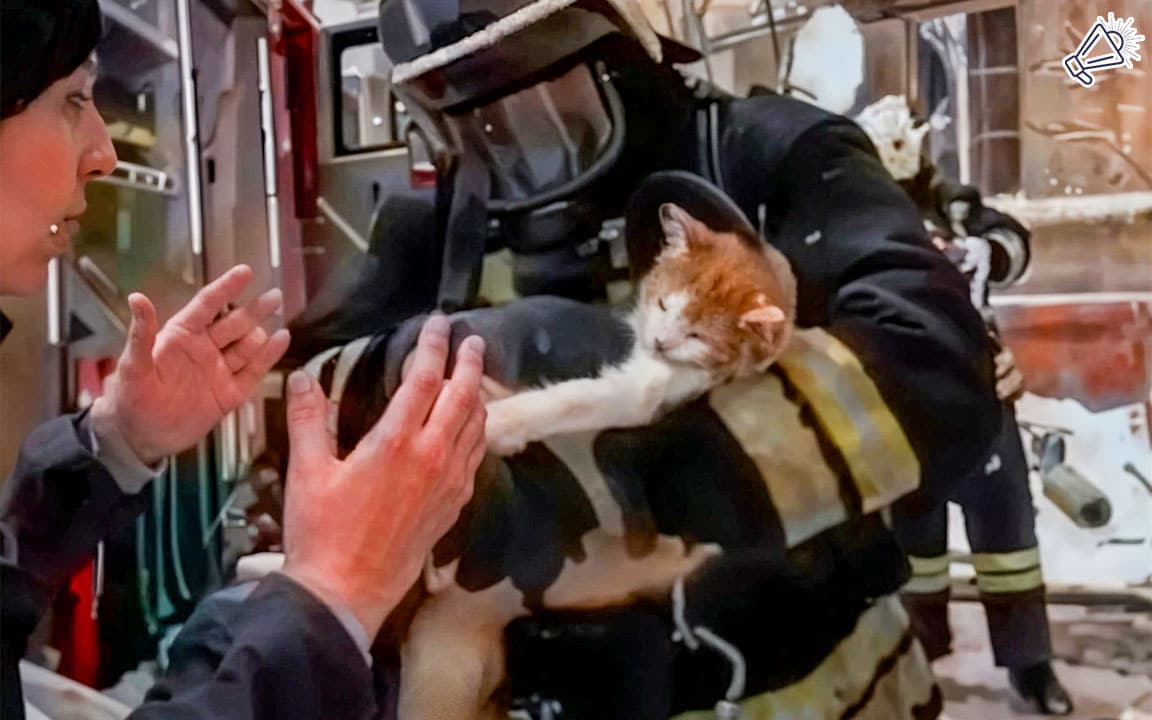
<box><xmin>0</xmin><ymin>61</ymin><xmax>116</xmax><ymax>296</ymax></box>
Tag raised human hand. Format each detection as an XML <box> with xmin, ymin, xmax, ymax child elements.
<box><xmin>280</xmin><ymin>315</ymin><xmax>487</xmax><ymax>637</ymax></box>
<box><xmin>995</xmin><ymin>345</ymin><xmax>1025</xmax><ymax>403</ymax></box>
<box><xmin>92</xmin><ymin>265</ymin><xmax>289</xmax><ymax>464</ymax></box>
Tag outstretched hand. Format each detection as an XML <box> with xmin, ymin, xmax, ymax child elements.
<box><xmin>281</xmin><ymin>315</ymin><xmax>487</xmax><ymax>638</ymax></box>
<box><xmin>92</xmin><ymin>265</ymin><xmax>290</xmax><ymax>465</ymax></box>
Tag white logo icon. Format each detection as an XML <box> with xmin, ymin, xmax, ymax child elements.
<box><xmin>1063</xmin><ymin>12</ymin><xmax>1144</xmax><ymax>87</ymax></box>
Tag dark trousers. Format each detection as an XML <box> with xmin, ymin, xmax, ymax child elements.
<box><xmin>893</xmin><ymin>405</ymin><xmax>1053</xmax><ymax>669</ymax></box>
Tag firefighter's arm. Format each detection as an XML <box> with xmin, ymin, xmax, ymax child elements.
<box><xmin>382</xmin><ymin>297</ymin><xmax>631</xmax><ymax>398</ymax></box>
<box><xmin>772</xmin><ymin>118</ymin><xmax>1003</xmax><ymax>506</ymax></box>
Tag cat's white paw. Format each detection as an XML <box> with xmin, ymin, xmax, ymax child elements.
<box><xmin>487</xmin><ymin>434</ymin><xmax>529</xmax><ymax>457</ymax></box>
<box><xmin>484</xmin><ymin>409</ymin><xmax>529</xmax><ymax>456</ymax></box>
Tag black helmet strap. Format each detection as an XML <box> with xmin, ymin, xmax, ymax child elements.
<box><xmin>437</xmin><ymin>146</ymin><xmax>493</xmax><ymax>312</ymax></box>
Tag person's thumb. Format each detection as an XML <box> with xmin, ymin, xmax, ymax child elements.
<box><xmin>119</xmin><ymin>294</ymin><xmax>158</xmax><ymax>381</ymax></box>
<box><xmin>285</xmin><ymin>371</ymin><xmax>333</xmax><ymax>473</ymax></box>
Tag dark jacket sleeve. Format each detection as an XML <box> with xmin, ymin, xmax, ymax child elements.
<box><xmin>1</xmin><ymin>412</ymin><xmax>150</xmax><ymax>717</ymax></box>
<box><xmin>1</xmin><ymin>415</ymin><xmax>376</xmax><ymax>720</ymax></box>
<box><xmin>382</xmin><ymin>297</ymin><xmax>632</xmax><ymax>397</ymax></box>
<box><xmin>932</xmin><ymin>173</ymin><xmax>1031</xmax><ymax>240</ymax></box>
<box><xmin>131</xmin><ymin>574</ymin><xmax>377</xmax><ymax>720</ymax></box>
<box><xmin>723</xmin><ymin>97</ymin><xmax>1002</xmax><ymax>508</ymax></box>
<box><xmin>796</xmin><ymin>120</ymin><xmax>1001</xmax><ymax>507</ymax></box>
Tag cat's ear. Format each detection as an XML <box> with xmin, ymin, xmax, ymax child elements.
<box><xmin>739</xmin><ymin>301</ymin><xmax>787</xmax><ymax>341</ymax></box>
<box><xmin>659</xmin><ymin>203</ymin><xmax>693</xmax><ymax>249</ymax></box>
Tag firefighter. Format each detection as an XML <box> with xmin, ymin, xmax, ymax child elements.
<box><xmin>277</xmin><ymin>1</ymin><xmax>1003</xmax><ymax>716</ymax></box>
<box><xmin>857</xmin><ymin>95</ymin><xmax>1074</xmax><ymax>715</ymax></box>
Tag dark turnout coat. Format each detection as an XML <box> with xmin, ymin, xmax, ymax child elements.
<box><xmin>0</xmin><ymin>317</ymin><xmax>380</xmax><ymax>720</ymax></box>
<box><xmin>269</xmin><ymin>93</ymin><xmax>1002</xmax><ymax>718</ymax></box>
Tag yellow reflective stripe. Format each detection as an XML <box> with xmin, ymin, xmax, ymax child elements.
<box><xmin>971</xmin><ymin>547</ymin><xmax>1041</xmax><ymax>574</ymax></box>
<box><xmin>709</xmin><ymin>374</ymin><xmax>849</xmax><ymax>547</ymax></box>
<box><xmin>904</xmin><ymin>573</ymin><xmax>952</xmax><ymax>594</ymax></box>
<box><xmin>909</xmin><ymin>554</ymin><xmax>951</xmax><ymax>577</ymax></box>
<box><xmin>669</xmin><ymin>596</ymin><xmax>937</xmax><ymax>720</ymax></box>
<box><xmin>775</xmin><ymin>330</ymin><xmax>921</xmax><ymax>514</ymax></box>
<box><xmin>977</xmin><ymin>566</ymin><xmax>1044</xmax><ymax>594</ymax></box>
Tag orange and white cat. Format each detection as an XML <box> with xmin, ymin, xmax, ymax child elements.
<box><xmin>484</xmin><ymin>202</ymin><xmax>797</xmax><ymax>456</ymax></box>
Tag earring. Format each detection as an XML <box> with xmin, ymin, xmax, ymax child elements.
<box><xmin>49</xmin><ymin>224</ymin><xmax>59</xmax><ymax>235</ymax></box>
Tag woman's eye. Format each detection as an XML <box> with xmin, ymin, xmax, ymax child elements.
<box><xmin>658</xmin><ymin>298</ymin><xmax>666</xmax><ymax>311</ymax></box>
<box><xmin>68</xmin><ymin>93</ymin><xmax>93</xmax><ymax>109</ymax></box>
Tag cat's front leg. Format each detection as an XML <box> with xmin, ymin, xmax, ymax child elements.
<box><xmin>484</xmin><ymin>396</ymin><xmax>535</xmax><ymax>456</ymax></box>
<box><xmin>484</xmin><ymin>355</ymin><xmax>685</xmax><ymax>455</ymax></box>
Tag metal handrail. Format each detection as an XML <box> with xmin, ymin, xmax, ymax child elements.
<box><xmin>317</xmin><ymin>196</ymin><xmax>370</xmax><ymax>253</ymax></box>
<box><xmin>257</xmin><ymin>36</ymin><xmax>283</xmax><ymax>269</ymax></box>
<box><xmin>94</xmin><ymin>161</ymin><xmax>178</xmax><ymax>196</ymax></box>
<box><xmin>99</xmin><ymin>1</ymin><xmax>179</xmax><ymax>61</ymax></box>
<box><xmin>175</xmin><ymin>0</ymin><xmax>205</xmax><ymax>258</ymax></box>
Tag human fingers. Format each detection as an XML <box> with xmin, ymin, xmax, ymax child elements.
<box><xmin>458</xmin><ymin>429</ymin><xmax>485</xmax><ymax>508</ymax></box>
<box><xmin>117</xmin><ymin>293</ymin><xmax>159</xmax><ymax>382</ymax></box>
<box><xmin>436</xmin><ymin>403</ymin><xmax>486</xmax><ymax>519</ymax></box>
<box><xmin>209</xmin><ymin>287</ymin><xmax>283</xmax><ymax>350</ymax></box>
<box><xmin>456</xmin><ymin>396</ymin><xmax>486</xmax><ymax>458</ymax></box>
<box><xmin>232</xmin><ymin>329</ymin><xmax>292</xmax><ymax>398</ymax></box>
<box><xmin>425</xmin><ymin>336</ymin><xmax>486</xmax><ymax>441</ymax></box>
<box><xmin>368</xmin><ymin>315</ymin><xmax>451</xmax><ymax>438</ymax></box>
<box><xmin>997</xmin><ymin>367</ymin><xmax>1024</xmax><ymax>402</ymax></box>
<box><xmin>455</xmin><ymin>440</ymin><xmax>487</xmax><ymax>510</ymax></box>
<box><xmin>223</xmin><ymin>327</ymin><xmax>269</xmax><ymax>372</ymax></box>
<box><xmin>284</xmin><ymin>370</ymin><xmax>334</xmax><ymax>474</ymax></box>
<box><xmin>170</xmin><ymin>265</ymin><xmax>254</xmax><ymax>332</ymax></box>
<box><xmin>995</xmin><ymin>349</ymin><xmax>1015</xmax><ymax>377</ymax></box>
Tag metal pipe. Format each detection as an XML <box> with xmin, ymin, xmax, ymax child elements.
<box><xmin>95</xmin><ymin>161</ymin><xmax>178</xmax><ymax>195</ymax></box>
<box><xmin>764</xmin><ymin>0</ymin><xmax>781</xmax><ymax>70</ymax></box>
<box><xmin>175</xmin><ymin>0</ymin><xmax>205</xmax><ymax>258</ymax></box>
<box><xmin>989</xmin><ymin>292</ymin><xmax>1152</xmax><ymax>307</ymax></box>
<box><xmin>257</xmin><ymin>37</ymin><xmax>282</xmax><ymax>268</ymax></box>
<box><xmin>220</xmin><ymin>411</ymin><xmax>239</xmax><ymax>483</ymax></box>
<box><xmin>682</xmin><ymin>0</ymin><xmax>714</xmax><ymax>82</ymax></box>
<box><xmin>72</xmin><ymin>258</ymin><xmax>129</xmax><ymax>336</ymax></box>
<box><xmin>46</xmin><ymin>258</ymin><xmax>62</xmax><ymax>346</ymax></box>
<box><xmin>317</xmin><ymin>196</ymin><xmax>369</xmax><ymax>253</ymax></box>
<box><xmin>701</xmin><ymin>12</ymin><xmax>811</xmax><ymax>54</ymax></box>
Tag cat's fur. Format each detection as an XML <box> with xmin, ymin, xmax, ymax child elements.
<box><xmin>485</xmin><ymin>202</ymin><xmax>797</xmax><ymax>456</ymax></box>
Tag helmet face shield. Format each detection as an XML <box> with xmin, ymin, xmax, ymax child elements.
<box><xmin>376</xmin><ymin>0</ymin><xmax>694</xmax><ymax>306</ymax></box>
<box><xmin>381</xmin><ymin>0</ymin><xmax>667</xmax><ymax>211</ymax></box>
<box><xmin>381</xmin><ymin>0</ymin><xmax>628</xmax><ymax>113</ymax></box>
<box><xmin>395</xmin><ymin>58</ymin><xmax>626</xmax><ymax>212</ymax></box>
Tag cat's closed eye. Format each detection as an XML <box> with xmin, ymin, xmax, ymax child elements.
<box><xmin>658</xmin><ymin>298</ymin><xmax>667</xmax><ymax>311</ymax></box>
<box><xmin>687</xmin><ymin>331</ymin><xmax>700</xmax><ymax>339</ymax></box>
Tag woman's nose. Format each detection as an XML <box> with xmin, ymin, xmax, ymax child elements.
<box><xmin>79</xmin><ymin>117</ymin><xmax>118</xmax><ymax>180</ymax></box>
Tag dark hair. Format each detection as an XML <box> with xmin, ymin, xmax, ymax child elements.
<box><xmin>1</xmin><ymin>0</ymin><xmax>103</xmax><ymax>118</ymax></box>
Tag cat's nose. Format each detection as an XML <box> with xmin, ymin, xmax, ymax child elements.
<box><xmin>654</xmin><ymin>339</ymin><xmax>666</xmax><ymax>353</ymax></box>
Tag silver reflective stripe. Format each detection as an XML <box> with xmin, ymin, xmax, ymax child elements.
<box><xmin>327</xmin><ymin>336</ymin><xmax>374</xmax><ymax>438</ymax></box>
<box><xmin>303</xmin><ymin>345</ymin><xmax>343</xmax><ymax>382</ymax></box>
